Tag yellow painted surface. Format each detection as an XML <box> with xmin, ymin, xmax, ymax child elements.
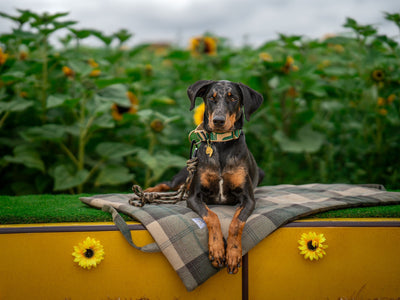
<box><xmin>249</xmin><ymin>225</ymin><xmax>400</xmax><ymax>300</ymax></box>
<box><xmin>0</xmin><ymin>227</ymin><xmax>241</xmax><ymax>300</ymax></box>
<box><xmin>1</xmin><ymin>220</ymin><xmax>400</xmax><ymax>299</ymax></box>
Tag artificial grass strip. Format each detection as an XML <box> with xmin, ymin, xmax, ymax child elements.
<box><xmin>0</xmin><ymin>193</ymin><xmax>400</xmax><ymax>224</ymax></box>
<box><xmin>0</xmin><ymin>194</ymin><xmax>131</xmax><ymax>224</ymax></box>
<box><xmin>310</xmin><ymin>204</ymin><xmax>400</xmax><ymax>219</ymax></box>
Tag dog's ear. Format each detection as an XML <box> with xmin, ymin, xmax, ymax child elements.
<box><xmin>187</xmin><ymin>80</ymin><xmax>215</xmax><ymax>111</ymax></box>
<box><xmin>238</xmin><ymin>82</ymin><xmax>263</xmax><ymax>121</ymax></box>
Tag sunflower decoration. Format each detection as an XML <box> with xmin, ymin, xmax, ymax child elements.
<box><xmin>111</xmin><ymin>91</ymin><xmax>139</xmax><ymax>121</ymax></box>
<box><xmin>298</xmin><ymin>232</ymin><xmax>328</xmax><ymax>261</ymax></box>
<box><xmin>189</xmin><ymin>36</ymin><xmax>217</xmax><ymax>56</ymax></box>
<box><xmin>193</xmin><ymin>102</ymin><xmax>205</xmax><ymax>125</ymax></box>
<box><xmin>72</xmin><ymin>237</ymin><xmax>105</xmax><ymax>269</ymax></box>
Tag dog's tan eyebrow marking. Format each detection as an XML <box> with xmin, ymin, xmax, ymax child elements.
<box><xmin>213</xmin><ymin>92</ymin><xmax>217</xmax><ymax>98</ymax></box>
<box><xmin>228</xmin><ymin>92</ymin><xmax>232</xmax><ymax>96</ymax></box>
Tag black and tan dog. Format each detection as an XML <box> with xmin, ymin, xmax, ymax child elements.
<box><xmin>146</xmin><ymin>80</ymin><xmax>264</xmax><ymax>274</ymax></box>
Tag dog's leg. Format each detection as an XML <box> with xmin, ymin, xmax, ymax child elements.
<box><xmin>226</xmin><ymin>187</ymin><xmax>255</xmax><ymax>274</ymax></box>
<box><xmin>203</xmin><ymin>206</ymin><xmax>226</xmax><ymax>268</ymax></box>
<box><xmin>187</xmin><ymin>195</ymin><xmax>225</xmax><ymax>268</ymax></box>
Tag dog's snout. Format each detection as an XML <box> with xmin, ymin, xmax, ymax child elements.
<box><xmin>213</xmin><ymin>115</ymin><xmax>226</xmax><ymax>127</ymax></box>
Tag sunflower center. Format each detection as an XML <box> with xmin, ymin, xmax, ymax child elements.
<box><xmin>116</xmin><ymin>105</ymin><xmax>131</xmax><ymax>114</ymax></box>
<box><xmin>307</xmin><ymin>240</ymin><xmax>318</xmax><ymax>251</ymax></box>
<box><xmin>84</xmin><ymin>248</ymin><xmax>94</xmax><ymax>258</ymax></box>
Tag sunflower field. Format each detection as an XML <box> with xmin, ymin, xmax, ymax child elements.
<box><xmin>0</xmin><ymin>9</ymin><xmax>399</xmax><ymax>195</ymax></box>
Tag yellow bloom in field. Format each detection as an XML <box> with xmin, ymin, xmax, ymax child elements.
<box><xmin>282</xmin><ymin>56</ymin><xmax>299</xmax><ymax>74</ymax></box>
<box><xmin>0</xmin><ymin>48</ymin><xmax>9</xmax><ymax>65</ymax></box>
<box><xmin>377</xmin><ymin>94</ymin><xmax>396</xmax><ymax>109</ymax></box>
<box><xmin>19</xmin><ymin>51</ymin><xmax>28</xmax><ymax>61</ymax></box>
<box><xmin>62</xmin><ymin>66</ymin><xmax>74</xmax><ymax>78</ymax></box>
<box><xmin>387</xmin><ymin>94</ymin><xmax>396</xmax><ymax>104</ymax></box>
<box><xmin>259</xmin><ymin>52</ymin><xmax>273</xmax><ymax>62</ymax></box>
<box><xmin>89</xmin><ymin>69</ymin><xmax>101</xmax><ymax>77</ymax></box>
<box><xmin>328</xmin><ymin>44</ymin><xmax>345</xmax><ymax>53</ymax></box>
<box><xmin>377</xmin><ymin>97</ymin><xmax>386</xmax><ymax>106</ymax></box>
<box><xmin>189</xmin><ymin>36</ymin><xmax>217</xmax><ymax>56</ymax></box>
<box><xmin>371</xmin><ymin>69</ymin><xmax>385</xmax><ymax>82</ymax></box>
<box><xmin>72</xmin><ymin>237</ymin><xmax>105</xmax><ymax>269</ymax></box>
<box><xmin>111</xmin><ymin>91</ymin><xmax>139</xmax><ymax>121</ymax></box>
<box><xmin>88</xmin><ymin>58</ymin><xmax>99</xmax><ymax>68</ymax></box>
<box><xmin>318</xmin><ymin>59</ymin><xmax>331</xmax><ymax>69</ymax></box>
<box><xmin>150</xmin><ymin>119</ymin><xmax>164</xmax><ymax>133</ymax></box>
<box><xmin>379</xmin><ymin>108</ymin><xmax>388</xmax><ymax>116</ymax></box>
<box><xmin>193</xmin><ymin>102</ymin><xmax>205</xmax><ymax>125</ymax></box>
<box><xmin>298</xmin><ymin>232</ymin><xmax>328</xmax><ymax>261</ymax></box>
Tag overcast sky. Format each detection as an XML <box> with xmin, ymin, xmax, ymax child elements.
<box><xmin>0</xmin><ymin>0</ymin><xmax>399</xmax><ymax>47</ymax></box>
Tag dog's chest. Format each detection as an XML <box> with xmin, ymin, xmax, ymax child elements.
<box><xmin>198</xmin><ymin>144</ymin><xmax>247</xmax><ymax>205</ymax></box>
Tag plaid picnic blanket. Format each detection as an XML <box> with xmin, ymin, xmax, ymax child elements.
<box><xmin>80</xmin><ymin>183</ymin><xmax>400</xmax><ymax>291</ymax></box>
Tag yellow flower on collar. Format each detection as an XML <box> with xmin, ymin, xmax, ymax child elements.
<box><xmin>298</xmin><ymin>232</ymin><xmax>328</xmax><ymax>261</ymax></box>
<box><xmin>72</xmin><ymin>237</ymin><xmax>105</xmax><ymax>269</ymax></box>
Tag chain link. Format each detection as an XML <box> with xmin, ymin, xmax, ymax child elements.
<box><xmin>128</xmin><ymin>156</ymin><xmax>198</xmax><ymax>207</ymax></box>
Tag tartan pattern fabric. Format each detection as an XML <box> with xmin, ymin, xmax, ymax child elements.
<box><xmin>80</xmin><ymin>184</ymin><xmax>400</xmax><ymax>291</ymax></box>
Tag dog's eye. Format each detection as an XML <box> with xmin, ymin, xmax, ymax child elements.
<box><xmin>208</xmin><ymin>96</ymin><xmax>216</xmax><ymax>102</ymax></box>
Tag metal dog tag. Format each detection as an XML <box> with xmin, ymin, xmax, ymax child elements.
<box><xmin>206</xmin><ymin>145</ymin><xmax>213</xmax><ymax>157</ymax></box>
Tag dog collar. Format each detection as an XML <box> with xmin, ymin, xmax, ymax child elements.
<box><xmin>188</xmin><ymin>123</ymin><xmax>242</xmax><ymax>144</ymax></box>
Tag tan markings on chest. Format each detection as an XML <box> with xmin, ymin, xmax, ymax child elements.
<box><xmin>199</xmin><ymin>165</ymin><xmax>247</xmax><ymax>203</ymax></box>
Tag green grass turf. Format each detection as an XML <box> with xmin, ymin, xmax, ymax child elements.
<box><xmin>0</xmin><ymin>192</ymin><xmax>399</xmax><ymax>224</ymax></box>
<box><xmin>0</xmin><ymin>194</ymin><xmax>131</xmax><ymax>224</ymax></box>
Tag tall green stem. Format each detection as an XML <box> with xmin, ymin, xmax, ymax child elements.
<box><xmin>41</xmin><ymin>35</ymin><xmax>48</xmax><ymax>122</ymax></box>
<box><xmin>144</xmin><ymin>131</ymin><xmax>156</xmax><ymax>188</ymax></box>
<box><xmin>76</xmin><ymin>96</ymin><xmax>87</xmax><ymax>193</ymax></box>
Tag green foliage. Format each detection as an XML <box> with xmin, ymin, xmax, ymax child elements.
<box><xmin>0</xmin><ymin>9</ymin><xmax>399</xmax><ymax>195</ymax></box>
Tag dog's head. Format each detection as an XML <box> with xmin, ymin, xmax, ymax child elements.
<box><xmin>187</xmin><ymin>80</ymin><xmax>263</xmax><ymax>133</ymax></box>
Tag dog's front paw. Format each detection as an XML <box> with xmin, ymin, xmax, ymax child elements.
<box><xmin>226</xmin><ymin>244</ymin><xmax>242</xmax><ymax>274</ymax></box>
<box><xmin>208</xmin><ymin>238</ymin><xmax>226</xmax><ymax>268</ymax></box>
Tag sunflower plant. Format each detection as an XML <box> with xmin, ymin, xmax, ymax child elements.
<box><xmin>0</xmin><ymin>9</ymin><xmax>399</xmax><ymax>195</ymax></box>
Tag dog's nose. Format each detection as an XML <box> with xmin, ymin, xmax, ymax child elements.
<box><xmin>213</xmin><ymin>115</ymin><xmax>226</xmax><ymax>127</ymax></box>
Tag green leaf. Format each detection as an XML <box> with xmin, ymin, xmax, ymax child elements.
<box><xmin>20</xmin><ymin>124</ymin><xmax>66</xmax><ymax>141</ymax></box>
<box><xmin>95</xmin><ymin>164</ymin><xmax>134</xmax><ymax>186</ymax></box>
<box><xmin>1</xmin><ymin>71</ymin><xmax>25</xmax><ymax>83</ymax></box>
<box><xmin>3</xmin><ymin>145</ymin><xmax>45</xmax><ymax>172</ymax></box>
<box><xmin>46</xmin><ymin>94</ymin><xmax>69</xmax><ymax>108</ymax></box>
<box><xmin>0</xmin><ymin>98</ymin><xmax>33</xmax><ymax>113</ymax></box>
<box><xmin>95</xmin><ymin>84</ymin><xmax>129</xmax><ymax>106</ymax></box>
<box><xmin>135</xmin><ymin>149</ymin><xmax>186</xmax><ymax>182</ymax></box>
<box><xmin>273</xmin><ymin>125</ymin><xmax>325</xmax><ymax>153</ymax></box>
<box><xmin>92</xmin><ymin>114</ymin><xmax>115</xmax><ymax>128</ymax></box>
<box><xmin>94</xmin><ymin>78</ymin><xmax>131</xmax><ymax>89</ymax></box>
<box><xmin>320</xmin><ymin>100</ymin><xmax>344</xmax><ymax>111</ymax></box>
<box><xmin>96</xmin><ymin>142</ymin><xmax>139</xmax><ymax>159</ymax></box>
<box><xmin>68</xmin><ymin>60</ymin><xmax>92</xmax><ymax>75</ymax></box>
<box><xmin>68</xmin><ymin>28</ymin><xmax>95</xmax><ymax>39</ymax></box>
<box><xmin>53</xmin><ymin>165</ymin><xmax>89</xmax><ymax>191</ymax></box>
